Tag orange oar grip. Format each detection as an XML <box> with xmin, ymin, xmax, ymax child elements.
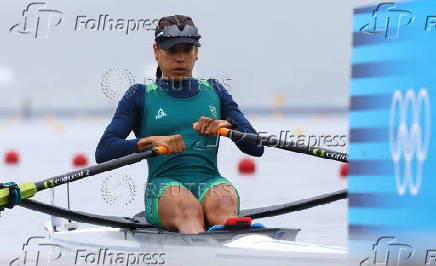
<box><xmin>155</xmin><ymin>146</ymin><xmax>168</xmax><ymax>155</ymax></box>
<box><xmin>218</xmin><ymin>128</ymin><xmax>230</xmax><ymax>137</ymax></box>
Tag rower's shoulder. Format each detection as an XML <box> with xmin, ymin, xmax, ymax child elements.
<box><xmin>122</xmin><ymin>83</ymin><xmax>146</xmax><ymax>98</ymax></box>
<box><xmin>205</xmin><ymin>79</ymin><xmax>231</xmax><ymax>100</ymax></box>
<box><xmin>115</xmin><ymin>84</ymin><xmax>146</xmax><ymax>110</ymax></box>
<box><xmin>205</xmin><ymin>78</ymin><xmax>223</xmax><ymax>90</ymax></box>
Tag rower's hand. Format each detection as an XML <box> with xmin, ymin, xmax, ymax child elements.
<box><xmin>192</xmin><ymin>116</ymin><xmax>232</xmax><ymax>136</ymax></box>
<box><xmin>137</xmin><ymin>135</ymin><xmax>186</xmax><ymax>155</ymax></box>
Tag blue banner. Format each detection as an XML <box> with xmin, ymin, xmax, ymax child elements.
<box><xmin>350</xmin><ymin>1</ymin><xmax>436</xmax><ymax>265</ymax></box>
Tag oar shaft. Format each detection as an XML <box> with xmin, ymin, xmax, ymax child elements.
<box><xmin>219</xmin><ymin>128</ymin><xmax>348</xmax><ymax>163</ymax></box>
<box><xmin>35</xmin><ymin>146</ymin><xmax>168</xmax><ymax>192</ymax></box>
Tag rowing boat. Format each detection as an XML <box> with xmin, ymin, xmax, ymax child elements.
<box><xmin>2</xmin><ymin>129</ymin><xmax>348</xmax><ymax>265</ymax></box>
<box><xmin>13</xmin><ymin>190</ymin><xmax>347</xmax><ymax>266</ymax></box>
<box><xmin>45</xmin><ymin>227</ymin><xmax>347</xmax><ymax>266</ymax></box>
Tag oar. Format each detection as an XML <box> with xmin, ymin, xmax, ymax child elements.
<box><xmin>18</xmin><ymin>189</ymin><xmax>347</xmax><ymax>229</ymax></box>
<box><xmin>0</xmin><ymin>146</ymin><xmax>168</xmax><ymax>209</ymax></box>
<box><xmin>218</xmin><ymin>128</ymin><xmax>348</xmax><ymax>163</ymax></box>
<box><xmin>240</xmin><ymin>189</ymin><xmax>347</xmax><ymax>219</ymax></box>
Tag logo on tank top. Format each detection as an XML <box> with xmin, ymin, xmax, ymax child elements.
<box><xmin>192</xmin><ymin>136</ymin><xmax>219</xmax><ymax>151</ymax></box>
<box><xmin>155</xmin><ymin>108</ymin><xmax>167</xmax><ymax>120</ymax></box>
<box><xmin>209</xmin><ymin>106</ymin><xmax>217</xmax><ymax>119</ymax></box>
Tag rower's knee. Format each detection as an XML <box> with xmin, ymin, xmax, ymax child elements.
<box><xmin>178</xmin><ymin>202</ymin><xmax>204</xmax><ymax>220</ymax></box>
<box><xmin>213</xmin><ymin>196</ymin><xmax>238</xmax><ymax>213</ymax></box>
<box><xmin>205</xmin><ymin>197</ymin><xmax>238</xmax><ymax>226</ymax></box>
<box><xmin>173</xmin><ymin>201</ymin><xmax>204</xmax><ymax>229</ymax></box>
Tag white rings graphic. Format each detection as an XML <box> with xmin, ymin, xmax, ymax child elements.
<box><xmin>389</xmin><ymin>89</ymin><xmax>431</xmax><ymax>196</ymax></box>
<box><xmin>101</xmin><ymin>68</ymin><xmax>135</xmax><ymax>102</ymax></box>
<box><xmin>101</xmin><ymin>174</ymin><xmax>136</xmax><ymax>207</ymax></box>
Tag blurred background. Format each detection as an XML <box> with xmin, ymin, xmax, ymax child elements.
<box><xmin>0</xmin><ymin>0</ymin><xmax>392</xmax><ymax>115</ymax></box>
<box><xmin>0</xmin><ymin>0</ymin><xmax>389</xmax><ymax>263</ymax></box>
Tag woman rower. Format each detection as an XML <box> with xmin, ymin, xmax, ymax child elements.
<box><xmin>95</xmin><ymin>15</ymin><xmax>263</xmax><ymax>234</ymax></box>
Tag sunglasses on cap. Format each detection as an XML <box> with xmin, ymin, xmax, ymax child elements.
<box><xmin>155</xmin><ymin>25</ymin><xmax>201</xmax><ymax>50</ymax></box>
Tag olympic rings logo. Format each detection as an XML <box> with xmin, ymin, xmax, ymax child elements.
<box><xmin>389</xmin><ymin>89</ymin><xmax>431</xmax><ymax>196</ymax></box>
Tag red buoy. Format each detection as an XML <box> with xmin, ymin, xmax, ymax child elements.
<box><xmin>238</xmin><ymin>158</ymin><xmax>256</xmax><ymax>175</ymax></box>
<box><xmin>340</xmin><ymin>163</ymin><xmax>348</xmax><ymax>178</ymax></box>
<box><xmin>73</xmin><ymin>153</ymin><xmax>88</xmax><ymax>167</ymax></box>
<box><xmin>4</xmin><ymin>150</ymin><xmax>19</xmax><ymax>165</ymax></box>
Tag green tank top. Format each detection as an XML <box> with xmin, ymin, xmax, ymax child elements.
<box><xmin>140</xmin><ymin>80</ymin><xmax>222</xmax><ymax>183</ymax></box>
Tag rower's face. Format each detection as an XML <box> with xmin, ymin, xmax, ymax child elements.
<box><xmin>153</xmin><ymin>43</ymin><xmax>198</xmax><ymax>80</ymax></box>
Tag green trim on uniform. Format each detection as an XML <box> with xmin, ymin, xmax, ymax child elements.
<box><xmin>198</xmin><ymin>177</ymin><xmax>240</xmax><ymax>216</ymax></box>
<box><xmin>198</xmin><ymin>80</ymin><xmax>211</xmax><ymax>88</ymax></box>
<box><xmin>144</xmin><ymin>176</ymin><xmax>240</xmax><ymax>228</ymax></box>
<box><xmin>145</xmin><ymin>177</ymin><xmax>189</xmax><ymax>228</ymax></box>
<box><xmin>146</xmin><ymin>83</ymin><xmax>159</xmax><ymax>93</ymax></box>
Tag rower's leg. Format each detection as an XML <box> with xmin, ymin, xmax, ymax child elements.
<box><xmin>158</xmin><ymin>185</ymin><xmax>205</xmax><ymax>234</ymax></box>
<box><xmin>201</xmin><ymin>183</ymin><xmax>239</xmax><ymax>226</ymax></box>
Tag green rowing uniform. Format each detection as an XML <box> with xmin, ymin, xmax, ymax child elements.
<box><xmin>140</xmin><ymin>80</ymin><xmax>239</xmax><ymax>228</ymax></box>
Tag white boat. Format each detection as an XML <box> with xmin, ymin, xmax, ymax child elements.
<box><xmin>12</xmin><ymin>190</ymin><xmax>348</xmax><ymax>266</ymax></box>
<box><xmin>42</xmin><ymin>226</ymin><xmax>347</xmax><ymax>266</ymax></box>
<box><xmin>3</xmin><ymin>130</ymin><xmax>349</xmax><ymax>265</ymax></box>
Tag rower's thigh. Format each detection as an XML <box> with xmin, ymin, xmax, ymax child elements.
<box><xmin>159</xmin><ymin>185</ymin><xmax>203</xmax><ymax>227</ymax></box>
<box><xmin>200</xmin><ymin>179</ymin><xmax>240</xmax><ymax>217</ymax></box>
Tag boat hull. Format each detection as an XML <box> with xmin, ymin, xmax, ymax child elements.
<box><xmin>32</xmin><ymin>227</ymin><xmax>348</xmax><ymax>266</ymax></box>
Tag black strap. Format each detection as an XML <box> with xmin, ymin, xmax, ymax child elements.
<box><xmin>0</xmin><ymin>183</ymin><xmax>4</xmax><ymax>214</ymax></box>
<box><xmin>226</xmin><ymin>117</ymin><xmax>239</xmax><ymax>130</ymax></box>
<box><xmin>6</xmin><ymin>183</ymin><xmax>19</xmax><ymax>209</ymax></box>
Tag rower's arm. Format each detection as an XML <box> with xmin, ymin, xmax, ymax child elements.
<box><xmin>95</xmin><ymin>84</ymin><xmax>144</xmax><ymax>163</ymax></box>
<box><xmin>209</xmin><ymin>79</ymin><xmax>264</xmax><ymax>157</ymax></box>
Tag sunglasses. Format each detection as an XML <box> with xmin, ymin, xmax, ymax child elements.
<box><xmin>155</xmin><ymin>25</ymin><xmax>201</xmax><ymax>41</ymax></box>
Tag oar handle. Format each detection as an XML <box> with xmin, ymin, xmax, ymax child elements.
<box><xmin>218</xmin><ymin>128</ymin><xmax>230</xmax><ymax>137</ymax></box>
<box><xmin>154</xmin><ymin>145</ymin><xmax>168</xmax><ymax>155</ymax></box>
<box><xmin>218</xmin><ymin>128</ymin><xmax>348</xmax><ymax>163</ymax></box>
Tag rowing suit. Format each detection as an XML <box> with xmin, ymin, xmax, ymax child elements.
<box><xmin>95</xmin><ymin>78</ymin><xmax>263</xmax><ymax>228</ymax></box>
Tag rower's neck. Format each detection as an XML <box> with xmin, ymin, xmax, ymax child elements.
<box><xmin>156</xmin><ymin>77</ymin><xmax>200</xmax><ymax>98</ymax></box>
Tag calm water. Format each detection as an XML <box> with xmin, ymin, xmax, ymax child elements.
<box><xmin>0</xmin><ymin>114</ymin><xmax>347</xmax><ymax>264</ymax></box>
